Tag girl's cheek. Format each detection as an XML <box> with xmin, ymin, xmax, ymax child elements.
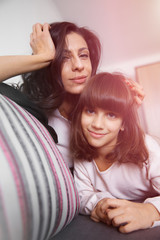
<box><xmin>107</xmin><ymin>122</ymin><xmax>122</xmax><ymax>132</ymax></box>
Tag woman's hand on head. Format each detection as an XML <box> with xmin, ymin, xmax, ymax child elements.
<box><xmin>0</xmin><ymin>23</ymin><xmax>55</xmax><ymax>81</ymax></box>
<box><xmin>125</xmin><ymin>78</ymin><xmax>145</xmax><ymax>106</ymax></box>
<box><xmin>95</xmin><ymin>198</ymin><xmax>160</xmax><ymax>233</ymax></box>
<box><xmin>30</xmin><ymin>23</ymin><xmax>55</xmax><ymax>64</ymax></box>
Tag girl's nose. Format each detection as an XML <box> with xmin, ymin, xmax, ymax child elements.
<box><xmin>92</xmin><ymin>115</ymin><xmax>104</xmax><ymax>129</ymax></box>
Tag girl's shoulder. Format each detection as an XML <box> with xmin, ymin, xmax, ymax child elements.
<box><xmin>144</xmin><ymin>134</ymin><xmax>160</xmax><ymax>165</ymax></box>
<box><xmin>74</xmin><ymin>159</ymin><xmax>94</xmax><ymax>171</ymax></box>
<box><xmin>145</xmin><ymin>134</ymin><xmax>160</xmax><ymax>152</ymax></box>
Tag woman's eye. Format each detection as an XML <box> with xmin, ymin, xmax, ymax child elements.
<box><xmin>80</xmin><ymin>53</ymin><xmax>89</xmax><ymax>59</ymax></box>
<box><xmin>62</xmin><ymin>55</ymin><xmax>70</xmax><ymax>61</ymax></box>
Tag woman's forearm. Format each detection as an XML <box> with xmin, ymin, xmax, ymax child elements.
<box><xmin>0</xmin><ymin>23</ymin><xmax>55</xmax><ymax>82</ymax></box>
<box><xmin>0</xmin><ymin>54</ymin><xmax>52</xmax><ymax>82</ymax></box>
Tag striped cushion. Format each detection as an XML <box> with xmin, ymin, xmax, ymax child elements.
<box><xmin>0</xmin><ymin>94</ymin><xmax>80</xmax><ymax>240</ymax></box>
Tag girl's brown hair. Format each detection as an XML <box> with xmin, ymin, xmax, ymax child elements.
<box><xmin>70</xmin><ymin>72</ymin><xmax>148</xmax><ymax>166</ymax></box>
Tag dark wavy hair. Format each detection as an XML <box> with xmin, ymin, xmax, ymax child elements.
<box><xmin>19</xmin><ymin>22</ymin><xmax>101</xmax><ymax>115</ymax></box>
<box><xmin>70</xmin><ymin>72</ymin><xmax>148</xmax><ymax>166</ymax></box>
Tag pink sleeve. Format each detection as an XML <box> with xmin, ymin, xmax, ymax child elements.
<box><xmin>74</xmin><ymin>160</ymin><xmax>114</xmax><ymax>215</ymax></box>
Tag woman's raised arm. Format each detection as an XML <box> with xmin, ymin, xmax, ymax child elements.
<box><xmin>0</xmin><ymin>23</ymin><xmax>55</xmax><ymax>82</ymax></box>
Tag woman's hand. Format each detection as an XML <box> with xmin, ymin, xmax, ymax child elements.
<box><xmin>91</xmin><ymin>198</ymin><xmax>160</xmax><ymax>233</ymax></box>
<box><xmin>30</xmin><ymin>23</ymin><xmax>55</xmax><ymax>64</ymax></box>
<box><xmin>125</xmin><ymin>78</ymin><xmax>145</xmax><ymax>106</ymax></box>
<box><xmin>0</xmin><ymin>23</ymin><xmax>55</xmax><ymax>82</ymax></box>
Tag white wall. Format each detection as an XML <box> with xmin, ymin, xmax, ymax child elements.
<box><xmin>0</xmin><ymin>0</ymin><xmax>62</xmax><ymax>83</ymax></box>
<box><xmin>54</xmin><ymin>0</ymin><xmax>160</xmax><ymax>80</ymax></box>
<box><xmin>100</xmin><ymin>53</ymin><xmax>160</xmax><ymax>80</ymax></box>
<box><xmin>1</xmin><ymin>0</ymin><xmax>160</xmax><ymax>83</ymax></box>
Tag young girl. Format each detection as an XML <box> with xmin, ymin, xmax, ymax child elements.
<box><xmin>70</xmin><ymin>72</ymin><xmax>160</xmax><ymax>233</ymax></box>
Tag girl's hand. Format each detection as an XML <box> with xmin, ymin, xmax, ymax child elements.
<box><xmin>30</xmin><ymin>23</ymin><xmax>55</xmax><ymax>64</ymax></box>
<box><xmin>125</xmin><ymin>78</ymin><xmax>145</xmax><ymax>106</ymax></box>
<box><xmin>94</xmin><ymin>198</ymin><xmax>160</xmax><ymax>233</ymax></box>
<box><xmin>90</xmin><ymin>198</ymin><xmax>111</xmax><ymax>224</ymax></box>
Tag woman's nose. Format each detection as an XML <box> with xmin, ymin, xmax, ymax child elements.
<box><xmin>72</xmin><ymin>57</ymin><xmax>84</xmax><ymax>71</ymax></box>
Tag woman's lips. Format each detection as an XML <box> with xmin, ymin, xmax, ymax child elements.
<box><xmin>70</xmin><ymin>76</ymin><xmax>87</xmax><ymax>84</ymax></box>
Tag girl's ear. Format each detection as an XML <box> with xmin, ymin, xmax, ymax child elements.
<box><xmin>120</xmin><ymin>125</ymin><xmax>124</xmax><ymax>131</ymax></box>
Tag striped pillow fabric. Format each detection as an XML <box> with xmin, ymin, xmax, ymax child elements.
<box><xmin>0</xmin><ymin>94</ymin><xmax>80</xmax><ymax>240</ymax></box>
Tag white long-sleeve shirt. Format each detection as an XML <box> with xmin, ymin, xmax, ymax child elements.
<box><xmin>49</xmin><ymin>109</ymin><xmax>73</xmax><ymax>168</ymax></box>
<box><xmin>74</xmin><ymin>134</ymin><xmax>160</xmax><ymax>227</ymax></box>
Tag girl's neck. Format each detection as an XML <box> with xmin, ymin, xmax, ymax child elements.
<box><xmin>58</xmin><ymin>93</ymin><xmax>79</xmax><ymax>119</ymax></box>
<box><xmin>94</xmin><ymin>146</ymin><xmax>115</xmax><ymax>172</ymax></box>
<box><xmin>97</xmin><ymin>143</ymin><xmax>115</xmax><ymax>159</ymax></box>
<box><xmin>94</xmin><ymin>157</ymin><xmax>113</xmax><ymax>172</ymax></box>
<box><xmin>94</xmin><ymin>153</ymin><xmax>114</xmax><ymax>172</ymax></box>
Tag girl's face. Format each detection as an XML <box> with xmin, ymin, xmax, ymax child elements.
<box><xmin>81</xmin><ymin>107</ymin><xmax>124</xmax><ymax>154</ymax></box>
<box><xmin>61</xmin><ymin>32</ymin><xmax>92</xmax><ymax>94</ymax></box>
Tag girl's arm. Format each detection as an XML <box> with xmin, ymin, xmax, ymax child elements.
<box><xmin>143</xmin><ymin>135</ymin><xmax>160</xmax><ymax>213</ymax></box>
<box><xmin>91</xmin><ymin>198</ymin><xmax>160</xmax><ymax>233</ymax></box>
<box><xmin>74</xmin><ymin>160</ymin><xmax>114</xmax><ymax>215</ymax></box>
<box><xmin>0</xmin><ymin>23</ymin><xmax>55</xmax><ymax>82</ymax></box>
<box><xmin>91</xmin><ymin>135</ymin><xmax>160</xmax><ymax>233</ymax></box>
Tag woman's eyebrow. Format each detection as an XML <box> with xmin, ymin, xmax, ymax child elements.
<box><xmin>63</xmin><ymin>49</ymin><xmax>70</xmax><ymax>54</ymax></box>
<box><xmin>63</xmin><ymin>47</ymin><xmax>89</xmax><ymax>53</ymax></box>
<box><xmin>79</xmin><ymin>47</ymin><xmax>89</xmax><ymax>52</ymax></box>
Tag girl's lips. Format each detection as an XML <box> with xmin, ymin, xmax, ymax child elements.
<box><xmin>88</xmin><ymin>129</ymin><xmax>107</xmax><ymax>138</ymax></box>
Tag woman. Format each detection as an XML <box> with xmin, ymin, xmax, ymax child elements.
<box><xmin>0</xmin><ymin>22</ymin><xmax>144</xmax><ymax>168</ymax></box>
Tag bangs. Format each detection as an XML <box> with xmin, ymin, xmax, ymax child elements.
<box><xmin>80</xmin><ymin>73</ymin><xmax>133</xmax><ymax>116</ymax></box>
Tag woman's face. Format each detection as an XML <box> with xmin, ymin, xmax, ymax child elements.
<box><xmin>61</xmin><ymin>32</ymin><xmax>92</xmax><ymax>94</ymax></box>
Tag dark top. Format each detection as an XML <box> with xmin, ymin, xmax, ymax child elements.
<box><xmin>0</xmin><ymin>83</ymin><xmax>58</xmax><ymax>143</ymax></box>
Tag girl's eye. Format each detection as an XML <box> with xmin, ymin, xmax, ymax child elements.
<box><xmin>85</xmin><ymin>108</ymin><xmax>95</xmax><ymax>114</ymax></box>
<box><xmin>107</xmin><ymin>112</ymin><xmax>117</xmax><ymax>118</ymax></box>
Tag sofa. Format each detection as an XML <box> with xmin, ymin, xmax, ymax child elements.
<box><xmin>0</xmin><ymin>92</ymin><xmax>160</xmax><ymax>240</ymax></box>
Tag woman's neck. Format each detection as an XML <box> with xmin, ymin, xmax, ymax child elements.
<box><xmin>59</xmin><ymin>101</ymin><xmax>71</xmax><ymax>119</ymax></box>
<box><xmin>58</xmin><ymin>93</ymin><xmax>79</xmax><ymax>119</ymax></box>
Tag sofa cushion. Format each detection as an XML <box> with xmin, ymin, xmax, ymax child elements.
<box><xmin>0</xmin><ymin>94</ymin><xmax>79</xmax><ymax>240</ymax></box>
<box><xmin>51</xmin><ymin>214</ymin><xmax>160</xmax><ymax>240</ymax></box>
